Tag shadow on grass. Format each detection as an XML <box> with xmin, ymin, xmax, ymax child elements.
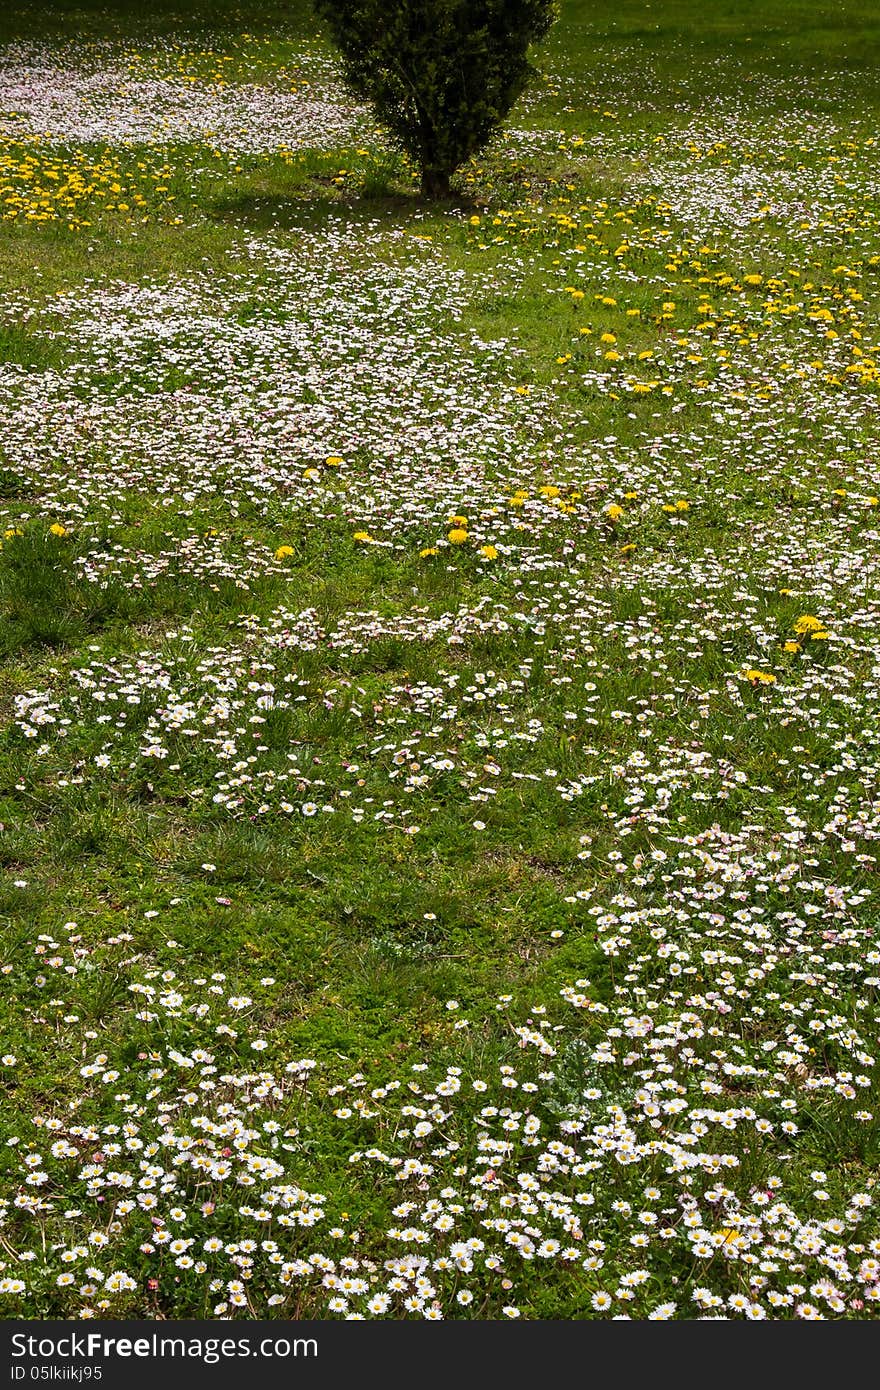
<box><xmin>209</xmin><ymin>184</ymin><xmax>481</xmax><ymax>234</ymax></box>
<box><xmin>0</xmin><ymin>529</ymin><xmax>276</xmax><ymax>656</ymax></box>
<box><xmin>0</xmin><ymin>0</ymin><xmax>317</xmax><ymax>45</ymax></box>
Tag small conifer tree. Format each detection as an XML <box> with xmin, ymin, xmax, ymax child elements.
<box><xmin>312</xmin><ymin>0</ymin><xmax>558</xmax><ymax>197</ymax></box>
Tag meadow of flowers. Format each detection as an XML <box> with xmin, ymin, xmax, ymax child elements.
<box><xmin>1</xmin><ymin>0</ymin><xmax>879</xmax><ymax>1321</ymax></box>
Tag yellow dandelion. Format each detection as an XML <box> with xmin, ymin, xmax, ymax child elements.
<box><xmin>478</xmin><ymin>544</ymin><xmax>499</xmax><ymax>560</ymax></box>
<box><xmin>274</xmin><ymin>544</ymin><xmax>294</xmax><ymax>560</ymax></box>
<box><xmin>447</xmin><ymin>528</ymin><xmax>469</xmax><ymax>545</ymax></box>
<box><xmin>742</xmin><ymin>669</ymin><xmax>777</xmax><ymax>685</ymax></box>
<box><xmin>793</xmin><ymin>614</ymin><xmax>824</xmax><ymax>634</ymax></box>
<box><xmin>49</xmin><ymin>523</ymin><xmax>68</xmax><ymax>536</ymax></box>
<box><xmin>715</xmin><ymin>1228</ymin><xmax>746</xmax><ymax>1246</ymax></box>
<box><xmin>605</xmin><ymin>504</ymin><xmax>624</xmax><ymax>521</ymax></box>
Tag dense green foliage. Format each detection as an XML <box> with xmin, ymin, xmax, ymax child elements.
<box><xmin>311</xmin><ymin>0</ymin><xmax>557</xmax><ymax>194</ymax></box>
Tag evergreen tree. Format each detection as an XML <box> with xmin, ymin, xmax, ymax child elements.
<box><xmin>312</xmin><ymin>0</ymin><xmax>558</xmax><ymax>197</ymax></box>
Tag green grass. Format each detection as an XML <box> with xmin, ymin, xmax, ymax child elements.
<box><xmin>0</xmin><ymin>0</ymin><xmax>879</xmax><ymax>1322</ymax></box>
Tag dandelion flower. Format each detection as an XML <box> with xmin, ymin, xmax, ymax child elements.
<box><xmin>793</xmin><ymin>614</ymin><xmax>824</xmax><ymax>634</ymax></box>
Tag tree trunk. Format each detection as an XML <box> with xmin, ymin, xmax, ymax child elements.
<box><xmin>420</xmin><ymin>165</ymin><xmax>452</xmax><ymax>199</ymax></box>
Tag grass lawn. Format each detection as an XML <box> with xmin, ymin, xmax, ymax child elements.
<box><xmin>0</xmin><ymin>0</ymin><xmax>879</xmax><ymax>1320</ymax></box>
